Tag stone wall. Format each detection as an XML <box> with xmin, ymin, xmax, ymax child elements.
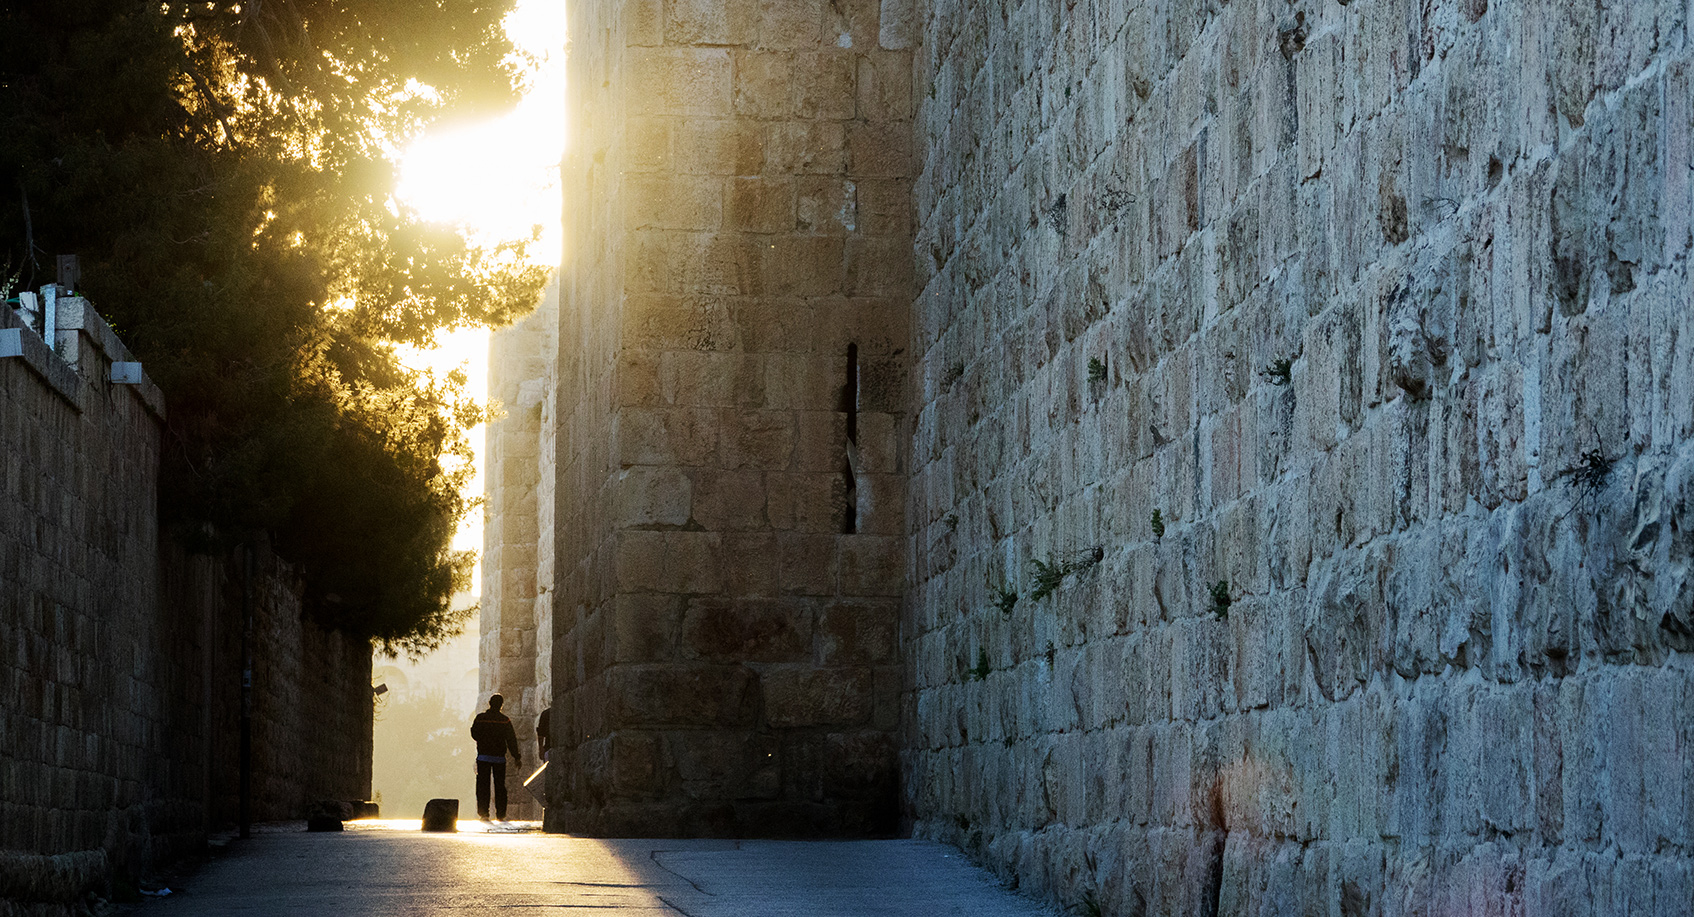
<box><xmin>1</xmin><ymin>299</ymin><xmax>371</xmax><ymax>912</ymax></box>
<box><xmin>905</xmin><ymin>0</ymin><xmax>1694</xmax><ymax>914</ymax></box>
<box><xmin>482</xmin><ymin>281</ymin><xmax>561</xmax><ymax>818</ymax></box>
<box><xmin>542</xmin><ymin>0</ymin><xmax>918</xmax><ymax>836</ymax></box>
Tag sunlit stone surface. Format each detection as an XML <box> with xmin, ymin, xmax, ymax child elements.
<box><xmin>483</xmin><ymin>0</ymin><xmax>1694</xmax><ymax>912</ymax></box>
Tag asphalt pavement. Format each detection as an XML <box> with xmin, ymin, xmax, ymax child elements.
<box><xmin>123</xmin><ymin>820</ymin><xmax>1057</xmax><ymax>916</ymax></box>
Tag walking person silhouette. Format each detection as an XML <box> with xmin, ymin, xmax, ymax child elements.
<box><xmin>470</xmin><ymin>694</ymin><xmax>522</xmax><ymax>821</ymax></box>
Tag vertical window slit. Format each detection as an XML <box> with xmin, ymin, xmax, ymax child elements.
<box><xmin>842</xmin><ymin>343</ymin><xmax>859</xmax><ymax>534</ymax></box>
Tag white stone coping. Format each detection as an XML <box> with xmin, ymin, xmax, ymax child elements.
<box><xmin>3</xmin><ymin>294</ymin><xmax>166</xmax><ymax>420</ymax></box>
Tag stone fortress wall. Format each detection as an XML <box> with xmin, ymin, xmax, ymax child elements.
<box><xmin>480</xmin><ymin>0</ymin><xmax>1694</xmax><ymax>911</ymax></box>
<box><xmin>905</xmin><ymin>0</ymin><xmax>1694</xmax><ymax>912</ymax></box>
<box><xmin>529</xmin><ymin>0</ymin><xmax>920</xmax><ymax>836</ymax></box>
<box><xmin>1</xmin><ymin>297</ymin><xmax>372</xmax><ymax>913</ymax></box>
<box><xmin>481</xmin><ymin>280</ymin><xmax>561</xmax><ymax>820</ymax></box>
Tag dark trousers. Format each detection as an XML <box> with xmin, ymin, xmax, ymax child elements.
<box><xmin>476</xmin><ymin>760</ymin><xmax>508</xmax><ymax>818</ymax></box>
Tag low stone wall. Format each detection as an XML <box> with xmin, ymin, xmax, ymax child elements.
<box><xmin>1</xmin><ymin>300</ymin><xmax>371</xmax><ymax>911</ymax></box>
<box><xmin>905</xmin><ymin>0</ymin><xmax>1694</xmax><ymax>913</ymax></box>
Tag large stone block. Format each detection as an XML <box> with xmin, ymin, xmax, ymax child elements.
<box><xmin>625</xmin><ymin>174</ymin><xmax>723</xmax><ymax>231</ymax></box>
<box><xmin>797</xmin><ymin>177</ymin><xmax>857</xmax><ymax>234</ymax></box>
<box><xmin>661</xmin><ymin>351</ymin><xmax>766</xmax><ymax>408</ymax></box>
<box><xmin>628</xmin><ymin>48</ymin><xmax>733</xmax><ymax>117</ymax></box>
<box><xmin>778</xmin><ymin>533</ymin><xmax>838</xmax><ymax>595</ymax></box>
<box><xmin>793</xmin><ymin>412</ymin><xmax>850</xmax><ymax>472</ymax></box>
<box><xmin>615</xmin><ymin>408</ymin><xmax>719</xmax><ymax>467</ymax></box>
<box><xmin>794</xmin><ymin>51</ymin><xmax>857</xmax><ymax>120</ymax></box>
<box><xmin>681</xmin><ymin>599</ymin><xmax>813</xmax><ymax>662</ymax></box>
<box><xmin>615</xmin><ymin>531</ymin><xmax>725</xmax><ymax>594</ymax></box>
<box><xmin>756</xmin><ymin>0</ymin><xmax>823</xmax><ymax>49</ymax></box>
<box><xmin>669</xmin><ymin>731</ymin><xmax>781</xmax><ymax>800</ymax></box>
<box><xmin>765</xmin><ymin>121</ymin><xmax>849</xmax><ymax>175</ymax></box>
<box><xmin>767</xmin><ymin>472</ymin><xmax>849</xmax><ymax>533</ymax></box>
<box><xmin>608</xmin><ymin>665</ymin><xmax>759</xmax><ymax>728</ymax></box>
<box><xmin>837</xmin><ymin>535</ymin><xmax>902</xmax><ymax>596</ymax></box>
<box><xmin>846</xmin><ymin>121</ymin><xmax>913</xmax><ymax>177</ymax></box>
<box><xmin>675</xmin><ymin>119</ymin><xmax>766</xmax><ymax>175</ymax></box>
<box><xmin>762</xmin><ymin>666</ymin><xmax>873</xmax><ymax>727</ymax></box>
<box><xmin>624</xmin><ymin>294</ymin><xmax>740</xmax><ymax>354</ymax></box>
<box><xmin>689</xmin><ymin>468</ymin><xmax>768</xmax><ymax>530</ymax></box>
<box><xmin>719</xmin><ymin>411</ymin><xmax>797</xmax><ymax>469</ymax></box>
<box><xmin>719</xmin><ymin>532</ymin><xmax>783</xmax><ymax>596</ymax></box>
<box><xmin>613</xmin><ymin>466</ymin><xmax>693</xmax><ymax>527</ymax></box>
<box><xmin>764</xmin><ymin>236</ymin><xmax>846</xmax><ymax>297</ymax></box>
<box><xmin>817</xmin><ymin>601</ymin><xmax>899</xmax><ymax>664</ymax></box>
<box><xmin>613</xmin><ymin>594</ymin><xmax>682</xmax><ymax>663</ymax></box>
<box><xmin>727</xmin><ymin>176</ymin><xmax>796</xmax><ymax>232</ymax></box>
<box><xmin>664</xmin><ymin>0</ymin><xmax>757</xmax><ymax>46</ymax></box>
<box><xmin>608</xmin><ymin>732</ymin><xmax>664</xmax><ymax>796</ymax></box>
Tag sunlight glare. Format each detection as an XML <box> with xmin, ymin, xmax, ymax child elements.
<box><xmin>392</xmin><ymin>0</ymin><xmax>566</xmax><ymax>598</ymax></box>
<box><xmin>396</xmin><ymin>1</ymin><xmax>566</xmax><ymax>249</ymax></box>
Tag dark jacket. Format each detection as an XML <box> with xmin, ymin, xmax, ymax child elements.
<box><xmin>471</xmin><ymin>710</ymin><xmax>521</xmax><ymax>761</ymax></box>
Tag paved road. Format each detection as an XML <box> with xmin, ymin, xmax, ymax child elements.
<box><xmin>125</xmin><ymin>820</ymin><xmax>1056</xmax><ymax>916</ymax></box>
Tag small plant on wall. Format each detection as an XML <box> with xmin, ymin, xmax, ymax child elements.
<box><xmin>1262</xmin><ymin>357</ymin><xmax>1293</xmax><ymax>386</ymax></box>
<box><xmin>991</xmin><ymin>584</ymin><xmax>1019</xmax><ymax>616</ymax></box>
<box><xmin>1030</xmin><ymin>558</ymin><xmax>1066</xmax><ymax>601</ymax></box>
<box><xmin>1028</xmin><ymin>546</ymin><xmax>1104</xmax><ymax>601</ymax></box>
<box><xmin>1087</xmin><ymin>356</ymin><xmax>1107</xmax><ymax>383</ymax></box>
<box><xmin>1208</xmin><ymin>580</ymin><xmax>1232</xmax><ymax>620</ymax></box>
<box><xmin>967</xmin><ymin>648</ymin><xmax>992</xmax><ymax>681</ymax></box>
<box><xmin>1558</xmin><ymin>447</ymin><xmax>1614</xmax><ymax>517</ymax></box>
<box><xmin>1150</xmin><ymin>508</ymin><xmax>1165</xmax><ymax>538</ymax></box>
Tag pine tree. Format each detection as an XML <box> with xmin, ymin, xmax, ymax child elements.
<box><xmin>0</xmin><ymin>0</ymin><xmax>548</xmax><ymax>654</ymax></box>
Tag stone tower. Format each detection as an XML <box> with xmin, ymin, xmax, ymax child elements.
<box><xmin>480</xmin><ymin>281</ymin><xmax>558</xmax><ymax>821</ymax></box>
<box><xmin>485</xmin><ymin>0</ymin><xmax>919</xmax><ymax>835</ymax></box>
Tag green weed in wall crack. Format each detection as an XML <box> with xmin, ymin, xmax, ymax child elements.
<box><xmin>1028</xmin><ymin>546</ymin><xmax>1103</xmax><ymax>601</ymax></box>
<box><xmin>1208</xmin><ymin>580</ymin><xmax>1232</xmax><ymax>620</ymax></box>
<box><xmin>1030</xmin><ymin>558</ymin><xmax>1066</xmax><ymax>601</ymax></box>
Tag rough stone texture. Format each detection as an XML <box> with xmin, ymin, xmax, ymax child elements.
<box><xmin>905</xmin><ymin>0</ymin><xmax>1694</xmax><ymax>914</ymax></box>
<box><xmin>537</xmin><ymin>0</ymin><xmax>917</xmax><ymax>837</ymax></box>
<box><xmin>476</xmin><ymin>0</ymin><xmax>1694</xmax><ymax>909</ymax></box>
<box><xmin>482</xmin><ymin>280</ymin><xmax>561</xmax><ymax>820</ymax></box>
<box><xmin>1</xmin><ymin>302</ymin><xmax>372</xmax><ymax>909</ymax></box>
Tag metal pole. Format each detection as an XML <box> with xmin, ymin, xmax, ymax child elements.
<box><xmin>240</xmin><ymin>545</ymin><xmax>254</xmax><ymax>839</ymax></box>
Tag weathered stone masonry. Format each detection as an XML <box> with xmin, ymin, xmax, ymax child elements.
<box><xmin>907</xmin><ymin>0</ymin><xmax>1694</xmax><ymax>913</ymax></box>
<box><xmin>2</xmin><ymin>299</ymin><xmax>372</xmax><ymax>912</ymax></box>
<box><xmin>482</xmin><ymin>281</ymin><xmax>560</xmax><ymax>821</ymax></box>
<box><xmin>528</xmin><ymin>0</ymin><xmax>918</xmax><ymax>836</ymax></box>
<box><xmin>483</xmin><ymin>0</ymin><xmax>1694</xmax><ymax>912</ymax></box>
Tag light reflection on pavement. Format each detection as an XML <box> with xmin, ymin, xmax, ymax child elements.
<box><xmin>125</xmin><ymin>820</ymin><xmax>1057</xmax><ymax>916</ymax></box>
<box><xmin>349</xmin><ymin>818</ymin><xmax>544</xmax><ymax>834</ymax></box>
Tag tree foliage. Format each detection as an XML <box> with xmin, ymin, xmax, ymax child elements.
<box><xmin>0</xmin><ymin>0</ymin><xmax>548</xmax><ymax>654</ymax></box>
